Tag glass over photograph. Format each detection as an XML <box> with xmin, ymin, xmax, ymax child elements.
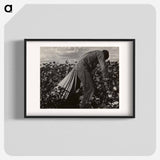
<box><xmin>40</xmin><ymin>47</ymin><xmax>119</xmax><ymax>109</ymax></box>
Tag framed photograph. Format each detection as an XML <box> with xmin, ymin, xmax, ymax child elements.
<box><xmin>25</xmin><ymin>39</ymin><xmax>135</xmax><ymax>118</ymax></box>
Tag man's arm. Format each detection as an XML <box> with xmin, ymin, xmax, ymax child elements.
<box><xmin>96</xmin><ymin>51</ymin><xmax>108</xmax><ymax>78</ymax></box>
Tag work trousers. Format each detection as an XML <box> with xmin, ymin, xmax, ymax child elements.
<box><xmin>76</xmin><ymin>64</ymin><xmax>95</xmax><ymax>107</ymax></box>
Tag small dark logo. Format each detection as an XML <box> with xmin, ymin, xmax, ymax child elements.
<box><xmin>4</xmin><ymin>4</ymin><xmax>12</xmax><ymax>13</ymax></box>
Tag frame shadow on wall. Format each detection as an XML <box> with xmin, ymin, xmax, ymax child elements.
<box><xmin>5</xmin><ymin>40</ymin><xmax>25</xmax><ymax>119</ymax></box>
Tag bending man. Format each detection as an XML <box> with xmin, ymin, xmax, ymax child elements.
<box><xmin>75</xmin><ymin>50</ymin><xmax>109</xmax><ymax>108</ymax></box>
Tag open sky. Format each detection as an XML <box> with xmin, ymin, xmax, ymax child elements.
<box><xmin>40</xmin><ymin>47</ymin><xmax>119</xmax><ymax>64</ymax></box>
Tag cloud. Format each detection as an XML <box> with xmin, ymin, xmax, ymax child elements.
<box><xmin>40</xmin><ymin>47</ymin><xmax>119</xmax><ymax>63</ymax></box>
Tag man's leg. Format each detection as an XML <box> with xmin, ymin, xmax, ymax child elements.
<box><xmin>77</xmin><ymin>68</ymin><xmax>95</xmax><ymax>107</ymax></box>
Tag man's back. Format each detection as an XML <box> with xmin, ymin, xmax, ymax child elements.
<box><xmin>78</xmin><ymin>50</ymin><xmax>103</xmax><ymax>71</ymax></box>
<box><xmin>77</xmin><ymin>50</ymin><xmax>108</xmax><ymax>77</ymax></box>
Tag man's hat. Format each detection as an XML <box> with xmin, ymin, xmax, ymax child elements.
<box><xmin>103</xmin><ymin>50</ymin><xmax>109</xmax><ymax>59</ymax></box>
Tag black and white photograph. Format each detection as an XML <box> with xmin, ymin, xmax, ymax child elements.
<box><xmin>25</xmin><ymin>39</ymin><xmax>135</xmax><ymax>117</ymax></box>
<box><xmin>40</xmin><ymin>47</ymin><xmax>119</xmax><ymax>109</ymax></box>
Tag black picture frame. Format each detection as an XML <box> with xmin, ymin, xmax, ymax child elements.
<box><xmin>24</xmin><ymin>39</ymin><xmax>135</xmax><ymax>118</ymax></box>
